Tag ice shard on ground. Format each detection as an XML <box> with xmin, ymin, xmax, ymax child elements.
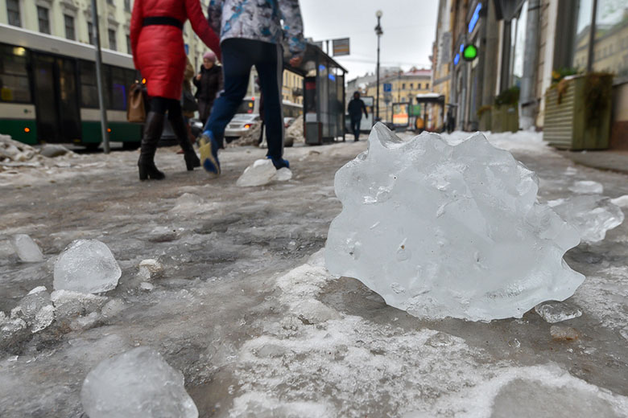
<box><xmin>53</xmin><ymin>239</ymin><xmax>121</xmax><ymax>294</ymax></box>
<box><xmin>325</xmin><ymin>124</ymin><xmax>585</xmax><ymax>321</ymax></box>
<box><xmin>81</xmin><ymin>347</ymin><xmax>198</xmax><ymax>418</ymax></box>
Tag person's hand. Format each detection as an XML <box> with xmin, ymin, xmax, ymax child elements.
<box><xmin>196</xmin><ymin>74</ymin><xmax>202</xmax><ymax>81</ymax></box>
<box><xmin>289</xmin><ymin>56</ymin><xmax>303</xmax><ymax>68</ymax></box>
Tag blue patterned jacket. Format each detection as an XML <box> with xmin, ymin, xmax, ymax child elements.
<box><xmin>207</xmin><ymin>0</ymin><xmax>306</xmax><ymax>58</ymax></box>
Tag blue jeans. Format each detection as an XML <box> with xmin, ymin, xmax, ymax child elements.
<box><xmin>204</xmin><ymin>38</ymin><xmax>284</xmax><ymax>160</ymax></box>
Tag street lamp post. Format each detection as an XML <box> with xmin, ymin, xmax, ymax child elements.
<box><xmin>375</xmin><ymin>10</ymin><xmax>383</xmax><ymax>123</ymax></box>
<box><xmin>90</xmin><ymin>0</ymin><xmax>110</xmax><ymax>153</ymax></box>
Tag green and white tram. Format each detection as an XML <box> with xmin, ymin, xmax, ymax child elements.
<box><xmin>0</xmin><ymin>24</ymin><xmax>141</xmax><ymax>148</ymax></box>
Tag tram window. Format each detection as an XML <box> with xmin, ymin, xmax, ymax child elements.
<box><xmin>79</xmin><ymin>60</ymin><xmax>98</xmax><ymax>108</ymax></box>
<box><xmin>110</xmin><ymin>67</ymin><xmax>128</xmax><ymax>110</ymax></box>
<box><xmin>0</xmin><ymin>44</ymin><xmax>31</xmax><ymax>103</ymax></box>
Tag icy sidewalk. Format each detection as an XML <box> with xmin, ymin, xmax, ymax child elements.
<box><xmin>0</xmin><ymin>132</ymin><xmax>628</xmax><ymax>417</ymax></box>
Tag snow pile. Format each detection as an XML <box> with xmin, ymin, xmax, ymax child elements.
<box><xmin>11</xmin><ymin>234</ymin><xmax>44</xmax><ymax>262</ymax></box>
<box><xmin>550</xmin><ymin>196</ymin><xmax>624</xmax><ymax>243</ymax></box>
<box><xmin>228</xmin><ymin>124</ymin><xmax>262</xmax><ymax>148</ymax></box>
<box><xmin>236</xmin><ymin>159</ymin><xmax>293</xmax><ymax>187</ymax></box>
<box><xmin>0</xmin><ymin>134</ymin><xmax>75</xmax><ymax>166</ymax></box>
<box><xmin>285</xmin><ymin>117</ymin><xmax>304</xmax><ymax>147</ymax></box>
<box><xmin>53</xmin><ymin>239</ymin><xmax>121</xmax><ymax>293</ymax></box>
<box><xmin>326</xmin><ymin>124</ymin><xmax>584</xmax><ymax>321</ymax></box>
<box><xmin>81</xmin><ymin>347</ymin><xmax>198</xmax><ymax>418</ymax></box>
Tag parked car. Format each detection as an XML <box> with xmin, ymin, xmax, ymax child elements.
<box><xmin>225</xmin><ymin>114</ymin><xmax>261</xmax><ymax>140</ymax></box>
<box><xmin>284</xmin><ymin>117</ymin><xmax>296</xmax><ymax>128</ymax></box>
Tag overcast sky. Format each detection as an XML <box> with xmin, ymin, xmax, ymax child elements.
<box><xmin>299</xmin><ymin>0</ymin><xmax>439</xmax><ymax>79</ymax></box>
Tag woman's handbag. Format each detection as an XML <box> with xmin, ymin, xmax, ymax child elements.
<box><xmin>127</xmin><ymin>82</ymin><xmax>147</xmax><ymax>123</ymax></box>
<box><xmin>181</xmin><ymin>88</ymin><xmax>198</xmax><ymax>113</ymax></box>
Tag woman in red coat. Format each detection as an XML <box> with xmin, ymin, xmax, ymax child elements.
<box><xmin>130</xmin><ymin>0</ymin><xmax>221</xmax><ymax>180</ymax></box>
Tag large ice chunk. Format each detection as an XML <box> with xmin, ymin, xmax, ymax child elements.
<box><xmin>325</xmin><ymin>124</ymin><xmax>585</xmax><ymax>321</ymax></box>
<box><xmin>551</xmin><ymin>195</ymin><xmax>624</xmax><ymax>243</ymax></box>
<box><xmin>237</xmin><ymin>159</ymin><xmax>277</xmax><ymax>187</ymax></box>
<box><xmin>81</xmin><ymin>347</ymin><xmax>198</xmax><ymax>418</ymax></box>
<box><xmin>12</xmin><ymin>234</ymin><xmax>44</xmax><ymax>262</ymax></box>
<box><xmin>53</xmin><ymin>239</ymin><xmax>121</xmax><ymax>293</ymax></box>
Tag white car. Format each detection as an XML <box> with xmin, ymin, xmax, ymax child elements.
<box><xmin>225</xmin><ymin>114</ymin><xmax>261</xmax><ymax>139</ymax></box>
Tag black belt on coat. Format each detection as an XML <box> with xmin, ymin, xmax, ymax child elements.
<box><xmin>142</xmin><ymin>16</ymin><xmax>183</xmax><ymax>29</ymax></box>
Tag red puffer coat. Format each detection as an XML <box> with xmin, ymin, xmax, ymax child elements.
<box><xmin>130</xmin><ymin>0</ymin><xmax>221</xmax><ymax>100</ymax></box>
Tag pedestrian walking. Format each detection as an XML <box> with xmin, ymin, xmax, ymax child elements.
<box><xmin>348</xmin><ymin>91</ymin><xmax>368</xmax><ymax>142</ymax></box>
<box><xmin>177</xmin><ymin>57</ymin><xmax>198</xmax><ymax>155</ymax></box>
<box><xmin>130</xmin><ymin>0</ymin><xmax>221</xmax><ymax>180</ymax></box>
<box><xmin>198</xmin><ymin>0</ymin><xmax>305</xmax><ymax>177</ymax></box>
<box><xmin>194</xmin><ymin>51</ymin><xmax>223</xmax><ymax>126</ymax></box>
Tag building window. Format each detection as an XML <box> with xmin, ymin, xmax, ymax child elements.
<box><xmin>410</xmin><ymin>83</ymin><xmax>413</xmax><ymax>89</ymax></box>
<box><xmin>37</xmin><ymin>6</ymin><xmax>50</xmax><ymax>34</ymax></box>
<box><xmin>124</xmin><ymin>0</ymin><xmax>131</xmax><ymax>11</ymax></box>
<box><xmin>402</xmin><ymin>83</ymin><xmax>406</xmax><ymax>90</ymax></box>
<box><xmin>426</xmin><ymin>83</ymin><xmax>430</xmax><ymax>89</ymax></box>
<box><xmin>107</xmin><ymin>0</ymin><xmax>114</xmax><ymax>5</ymax></box>
<box><xmin>88</xmin><ymin>22</ymin><xmax>94</xmax><ymax>45</ymax></box>
<box><xmin>7</xmin><ymin>0</ymin><xmax>21</xmax><ymax>27</ymax></box>
<box><xmin>108</xmin><ymin>29</ymin><xmax>117</xmax><ymax>51</ymax></box>
<box><xmin>418</xmin><ymin>83</ymin><xmax>422</xmax><ymax>89</ymax></box>
<box><xmin>64</xmin><ymin>15</ymin><xmax>75</xmax><ymax>41</ymax></box>
<box><xmin>126</xmin><ymin>34</ymin><xmax>132</xmax><ymax>54</ymax></box>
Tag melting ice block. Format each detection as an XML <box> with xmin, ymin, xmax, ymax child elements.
<box><xmin>81</xmin><ymin>347</ymin><xmax>198</xmax><ymax>418</ymax></box>
<box><xmin>53</xmin><ymin>239</ymin><xmax>121</xmax><ymax>294</ymax></box>
<box><xmin>325</xmin><ymin>124</ymin><xmax>585</xmax><ymax>321</ymax></box>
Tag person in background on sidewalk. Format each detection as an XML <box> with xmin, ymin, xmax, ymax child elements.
<box><xmin>130</xmin><ymin>0</ymin><xmax>221</xmax><ymax>180</ymax></box>
<box><xmin>348</xmin><ymin>91</ymin><xmax>368</xmax><ymax>142</ymax></box>
<box><xmin>198</xmin><ymin>0</ymin><xmax>305</xmax><ymax>177</ymax></box>
<box><xmin>194</xmin><ymin>51</ymin><xmax>223</xmax><ymax>126</ymax></box>
<box><xmin>177</xmin><ymin>57</ymin><xmax>198</xmax><ymax>155</ymax></box>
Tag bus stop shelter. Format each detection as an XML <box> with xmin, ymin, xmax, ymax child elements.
<box><xmin>414</xmin><ymin>93</ymin><xmax>446</xmax><ymax>132</ymax></box>
<box><xmin>285</xmin><ymin>43</ymin><xmax>348</xmax><ymax>145</ymax></box>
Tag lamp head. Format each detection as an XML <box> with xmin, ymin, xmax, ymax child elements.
<box><xmin>376</xmin><ymin>10</ymin><xmax>383</xmax><ymax>18</ymax></box>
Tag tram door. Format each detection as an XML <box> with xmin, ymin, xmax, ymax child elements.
<box><xmin>32</xmin><ymin>54</ymin><xmax>81</xmax><ymax>143</ymax></box>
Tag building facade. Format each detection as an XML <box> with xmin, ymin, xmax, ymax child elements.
<box><xmin>364</xmin><ymin>68</ymin><xmax>432</xmax><ymax>123</ymax></box>
<box><xmin>431</xmin><ymin>0</ymin><xmax>628</xmax><ymax>148</ymax></box>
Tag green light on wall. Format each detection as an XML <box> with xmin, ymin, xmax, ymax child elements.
<box><xmin>463</xmin><ymin>44</ymin><xmax>478</xmax><ymax>61</ymax></box>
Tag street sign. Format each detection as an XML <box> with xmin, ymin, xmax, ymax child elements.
<box><xmin>332</xmin><ymin>38</ymin><xmax>350</xmax><ymax>56</ymax></box>
<box><xmin>383</xmin><ymin>83</ymin><xmax>392</xmax><ymax>92</ymax></box>
<box><xmin>384</xmin><ymin>92</ymin><xmax>392</xmax><ymax>104</ymax></box>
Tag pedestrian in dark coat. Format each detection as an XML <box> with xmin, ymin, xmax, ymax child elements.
<box><xmin>348</xmin><ymin>91</ymin><xmax>368</xmax><ymax>142</ymax></box>
<box><xmin>130</xmin><ymin>0</ymin><xmax>221</xmax><ymax>180</ymax></box>
<box><xmin>194</xmin><ymin>51</ymin><xmax>223</xmax><ymax>125</ymax></box>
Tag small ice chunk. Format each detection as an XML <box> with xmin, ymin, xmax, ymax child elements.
<box><xmin>534</xmin><ymin>301</ymin><xmax>582</xmax><ymax>323</ymax></box>
<box><xmin>569</xmin><ymin>180</ymin><xmax>603</xmax><ymax>194</ymax></box>
<box><xmin>53</xmin><ymin>239</ymin><xmax>121</xmax><ymax>293</ymax></box>
<box><xmin>274</xmin><ymin>167</ymin><xmax>293</xmax><ymax>182</ymax></box>
<box><xmin>552</xmin><ymin>195</ymin><xmax>624</xmax><ymax>243</ymax></box>
<box><xmin>70</xmin><ymin>311</ymin><xmax>100</xmax><ymax>331</ymax></box>
<box><xmin>325</xmin><ymin>125</ymin><xmax>584</xmax><ymax>321</ymax></box>
<box><xmin>148</xmin><ymin>226</ymin><xmax>179</xmax><ymax>243</ymax></box>
<box><xmin>81</xmin><ymin>347</ymin><xmax>199</xmax><ymax>418</ymax></box>
<box><xmin>12</xmin><ymin>234</ymin><xmax>44</xmax><ymax>262</ymax></box>
<box><xmin>51</xmin><ymin>290</ymin><xmax>108</xmax><ymax>319</ymax></box>
<box><xmin>550</xmin><ymin>325</ymin><xmax>580</xmax><ymax>341</ymax></box>
<box><xmin>18</xmin><ymin>287</ymin><xmax>52</xmax><ymax>326</ymax></box>
<box><xmin>236</xmin><ymin>159</ymin><xmax>277</xmax><ymax>187</ymax></box>
<box><xmin>140</xmin><ymin>282</ymin><xmax>154</xmax><ymax>291</ymax></box>
<box><xmin>138</xmin><ymin>259</ymin><xmax>163</xmax><ymax>281</ymax></box>
<box><xmin>31</xmin><ymin>305</ymin><xmax>55</xmax><ymax>333</ymax></box>
<box><xmin>101</xmin><ymin>299</ymin><xmax>125</xmax><ymax>319</ymax></box>
<box><xmin>610</xmin><ymin>195</ymin><xmax>628</xmax><ymax>208</ymax></box>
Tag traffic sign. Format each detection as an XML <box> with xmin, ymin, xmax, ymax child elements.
<box><xmin>383</xmin><ymin>83</ymin><xmax>392</xmax><ymax>92</ymax></box>
<box><xmin>332</xmin><ymin>38</ymin><xmax>350</xmax><ymax>56</ymax></box>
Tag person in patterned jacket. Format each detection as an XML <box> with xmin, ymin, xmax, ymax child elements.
<box><xmin>198</xmin><ymin>0</ymin><xmax>306</xmax><ymax>177</ymax></box>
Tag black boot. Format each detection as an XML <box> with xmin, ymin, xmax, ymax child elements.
<box><xmin>170</xmin><ymin>113</ymin><xmax>201</xmax><ymax>171</ymax></box>
<box><xmin>138</xmin><ymin>112</ymin><xmax>166</xmax><ymax>181</ymax></box>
